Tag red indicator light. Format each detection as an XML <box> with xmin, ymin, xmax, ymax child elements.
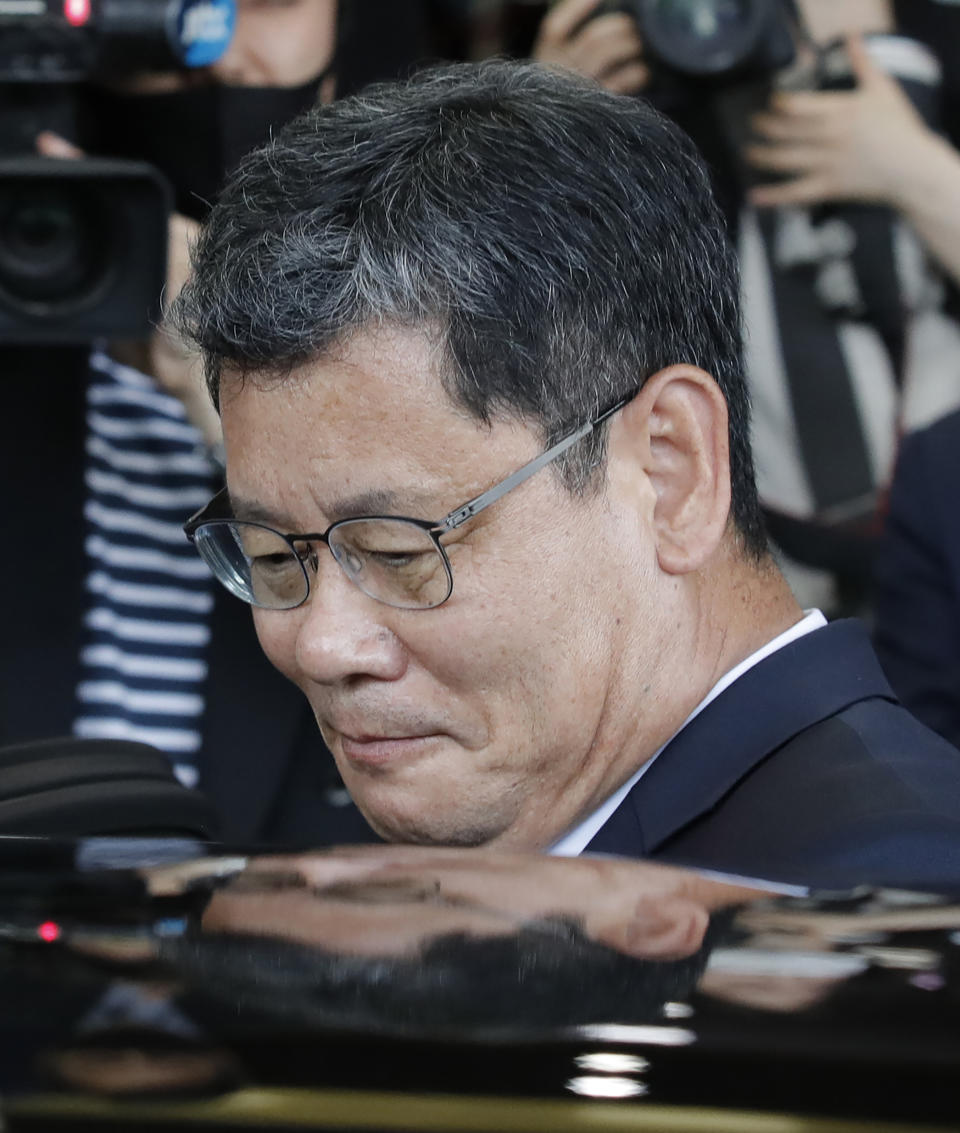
<box><xmin>64</xmin><ymin>0</ymin><xmax>91</xmax><ymax>27</ymax></box>
<box><xmin>37</xmin><ymin>921</ymin><xmax>61</xmax><ymax>943</ymax></box>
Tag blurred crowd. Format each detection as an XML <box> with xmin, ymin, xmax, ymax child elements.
<box><xmin>4</xmin><ymin>0</ymin><xmax>960</xmax><ymax>842</ymax></box>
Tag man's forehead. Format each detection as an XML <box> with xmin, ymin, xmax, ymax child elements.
<box><xmin>220</xmin><ymin>322</ymin><xmax>449</xmax><ymax>397</ymax></box>
<box><xmin>219</xmin><ymin>330</ymin><xmax>544</xmax><ymax>461</ymax></box>
<box><xmin>219</xmin><ymin>335</ymin><xmax>479</xmax><ymax>456</ymax></box>
<box><xmin>218</xmin><ymin>323</ymin><xmax>559</xmax><ymax>527</ymax></box>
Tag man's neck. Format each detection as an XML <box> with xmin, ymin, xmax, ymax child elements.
<box><xmin>588</xmin><ymin>551</ymin><xmax>804</xmax><ymax>824</ymax></box>
<box><xmin>689</xmin><ymin>551</ymin><xmax>805</xmax><ymax>705</ymax></box>
<box><xmin>548</xmin><ymin>562</ymin><xmax>810</xmax><ymax>857</ymax></box>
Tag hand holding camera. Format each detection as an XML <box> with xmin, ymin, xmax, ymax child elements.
<box><xmin>532</xmin><ymin>0</ymin><xmax>796</xmax><ymax>94</ymax></box>
<box><xmin>532</xmin><ymin>0</ymin><xmax>650</xmax><ymax>95</ymax></box>
<box><xmin>747</xmin><ymin>34</ymin><xmax>944</xmax><ymax>210</ymax></box>
<box><xmin>744</xmin><ymin>31</ymin><xmax>960</xmax><ymax>287</ymax></box>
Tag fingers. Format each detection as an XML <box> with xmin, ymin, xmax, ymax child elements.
<box><xmin>602</xmin><ymin>60</ymin><xmax>652</xmax><ymax>94</ymax></box>
<box><xmin>534</xmin><ymin>1</ymin><xmax>649</xmax><ymax>93</ymax></box>
<box><xmin>744</xmin><ymin>142</ymin><xmax>826</xmax><ymax>174</ymax></box>
<box><xmin>748</xmin><ymin>174</ymin><xmax>831</xmax><ymax>209</ymax></box>
<box><xmin>746</xmin><ymin>91</ymin><xmax>852</xmax><ymax>182</ymax></box>
<box><xmin>552</xmin><ymin>15</ymin><xmax>647</xmax><ymax>90</ymax></box>
<box><xmin>761</xmin><ymin>90</ymin><xmax>854</xmax><ymax>123</ymax></box>
<box><xmin>570</xmin><ymin>11</ymin><xmax>642</xmax><ymax>70</ymax></box>
<box><xmin>537</xmin><ymin>0</ymin><xmax>608</xmax><ymax>44</ymax></box>
<box><xmin>165</xmin><ymin>212</ymin><xmax>201</xmax><ymax>311</ymax></box>
<box><xmin>845</xmin><ymin>32</ymin><xmax>881</xmax><ymax>89</ymax></box>
<box><xmin>743</xmin><ymin>135</ymin><xmax>833</xmax><ymax>208</ymax></box>
<box><xmin>34</xmin><ymin>131</ymin><xmax>85</xmax><ymax>159</ymax></box>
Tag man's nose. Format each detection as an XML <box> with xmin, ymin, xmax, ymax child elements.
<box><xmin>293</xmin><ymin>550</ymin><xmax>408</xmax><ymax>686</ymax></box>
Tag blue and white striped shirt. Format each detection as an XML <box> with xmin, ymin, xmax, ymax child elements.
<box><xmin>73</xmin><ymin>348</ymin><xmax>217</xmax><ymax>788</ymax></box>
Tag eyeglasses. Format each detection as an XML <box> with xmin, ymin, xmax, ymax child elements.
<box><xmin>183</xmin><ymin>395</ymin><xmax>633</xmax><ymax>611</ymax></box>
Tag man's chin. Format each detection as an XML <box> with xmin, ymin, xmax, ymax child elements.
<box><xmin>349</xmin><ymin>793</ymin><xmax>507</xmax><ymax>849</ymax></box>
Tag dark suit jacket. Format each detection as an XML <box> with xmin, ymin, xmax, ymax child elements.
<box><xmin>587</xmin><ymin>620</ymin><xmax>960</xmax><ymax>894</ymax></box>
<box><xmin>0</xmin><ymin>348</ymin><xmax>376</xmax><ymax>846</ymax></box>
<box><xmin>873</xmin><ymin>410</ymin><xmax>960</xmax><ymax>750</ymax></box>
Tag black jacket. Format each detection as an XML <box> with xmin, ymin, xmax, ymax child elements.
<box><xmin>588</xmin><ymin>620</ymin><xmax>960</xmax><ymax>894</ymax></box>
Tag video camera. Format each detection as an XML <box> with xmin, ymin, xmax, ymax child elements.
<box><xmin>0</xmin><ymin>0</ymin><xmax>235</xmax><ymax>344</ymax></box>
<box><xmin>618</xmin><ymin>0</ymin><xmax>797</xmax><ymax>81</ymax></box>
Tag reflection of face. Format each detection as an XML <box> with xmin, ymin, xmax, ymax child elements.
<box><xmin>203</xmin><ymin>877</ymin><xmax>527</xmax><ymax>958</ymax></box>
<box><xmin>220</xmin><ymin>326</ymin><xmax>674</xmax><ymax>850</ymax></box>
<box><xmin>202</xmin><ymin>847</ymin><xmax>766</xmax><ymax>960</ymax></box>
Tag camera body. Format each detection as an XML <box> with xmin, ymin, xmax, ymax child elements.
<box><xmin>623</xmin><ymin>0</ymin><xmax>797</xmax><ymax>81</ymax></box>
<box><xmin>0</xmin><ymin>0</ymin><xmax>235</xmax><ymax>344</ymax></box>
<box><xmin>0</xmin><ymin>155</ymin><xmax>170</xmax><ymax>343</ymax></box>
<box><xmin>0</xmin><ymin>0</ymin><xmax>235</xmax><ymax>85</ymax></box>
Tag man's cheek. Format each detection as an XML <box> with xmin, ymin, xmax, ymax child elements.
<box><xmin>252</xmin><ymin>609</ymin><xmax>301</xmax><ymax>682</ymax></box>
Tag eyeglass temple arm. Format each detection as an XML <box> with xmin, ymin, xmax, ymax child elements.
<box><xmin>437</xmin><ymin>396</ymin><xmax>632</xmax><ymax>533</ymax></box>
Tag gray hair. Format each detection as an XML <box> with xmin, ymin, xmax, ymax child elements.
<box><xmin>174</xmin><ymin>60</ymin><xmax>765</xmax><ymax>555</ymax></box>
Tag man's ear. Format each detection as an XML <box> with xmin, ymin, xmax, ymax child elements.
<box><xmin>611</xmin><ymin>365</ymin><xmax>732</xmax><ymax>575</ymax></box>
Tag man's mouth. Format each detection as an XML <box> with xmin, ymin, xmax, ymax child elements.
<box><xmin>337</xmin><ymin>732</ymin><xmax>443</xmax><ymax>767</ymax></box>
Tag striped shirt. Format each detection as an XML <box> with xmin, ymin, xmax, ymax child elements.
<box><xmin>73</xmin><ymin>348</ymin><xmax>217</xmax><ymax>788</ymax></box>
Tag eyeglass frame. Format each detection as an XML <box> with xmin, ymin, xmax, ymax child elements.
<box><xmin>183</xmin><ymin>392</ymin><xmax>634</xmax><ymax>611</ymax></box>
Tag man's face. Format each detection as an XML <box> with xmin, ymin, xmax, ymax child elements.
<box><xmin>220</xmin><ymin>326</ymin><xmax>671</xmax><ymax>849</ymax></box>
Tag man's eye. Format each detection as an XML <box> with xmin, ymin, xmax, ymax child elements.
<box><xmin>368</xmin><ymin>550</ymin><xmax>425</xmax><ymax>568</ymax></box>
<box><xmin>252</xmin><ymin>551</ymin><xmax>299</xmax><ymax>573</ymax></box>
<box><xmin>248</xmin><ymin>548</ymin><xmax>309</xmax><ymax>605</ymax></box>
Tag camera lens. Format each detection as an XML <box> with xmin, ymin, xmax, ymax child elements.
<box><xmin>0</xmin><ymin>185</ymin><xmax>114</xmax><ymax>312</ymax></box>
<box><xmin>640</xmin><ymin>0</ymin><xmax>765</xmax><ymax>76</ymax></box>
<box><xmin>655</xmin><ymin>0</ymin><xmax>748</xmax><ymax>44</ymax></box>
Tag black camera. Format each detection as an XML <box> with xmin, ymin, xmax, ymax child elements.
<box><xmin>625</xmin><ymin>0</ymin><xmax>797</xmax><ymax>81</ymax></box>
<box><xmin>0</xmin><ymin>154</ymin><xmax>172</xmax><ymax>343</ymax></box>
<box><xmin>0</xmin><ymin>0</ymin><xmax>235</xmax><ymax>344</ymax></box>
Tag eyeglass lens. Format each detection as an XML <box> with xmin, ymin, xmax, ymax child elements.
<box><xmin>192</xmin><ymin>518</ymin><xmax>452</xmax><ymax>610</ymax></box>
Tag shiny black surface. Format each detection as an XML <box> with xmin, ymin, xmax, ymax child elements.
<box><xmin>0</xmin><ymin>839</ymin><xmax>958</xmax><ymax>1130</ymax></box>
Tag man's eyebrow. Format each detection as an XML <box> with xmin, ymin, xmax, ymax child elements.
<box><xmin>226</xmin><ymin>488</ymin><xmax>444</xmax><ymax>529</ymax></box>
<box><xmin>226</xmin><ymin>495</ymin><xmax>297</xmax><ymax>527</ymax></box>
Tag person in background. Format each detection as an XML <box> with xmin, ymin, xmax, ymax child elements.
<box><xmin>0</xmin><ymin>0</ymin><xmax>441</xmax><ymax>842</ymax></box>
<box><xmin>528</xmin><ymin>0</ymin><xmax>960</xmax><ymax>616</ymax></box>
<box><xmin>873</xmin><ymin>408</ymin><xmax>960</xmax><ymax>751</ymax></box>
<box><xmin>175</xmin><ymin>60</ymin><xmax>960</xmax><ymax>893</ymax></box>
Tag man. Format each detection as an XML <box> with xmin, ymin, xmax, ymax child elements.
<box><xmin>175</xmin><ymin>60</ymin><xmax>960</xmax><ymax>891</ymax></box>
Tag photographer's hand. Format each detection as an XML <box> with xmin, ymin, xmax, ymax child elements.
<box><xmin>745</xmin><ymin>35</ymin><xmax>960</xmax><ymax>286</ymax></box>
<box><xmin>532</xmin><ymin>0</ymin><xmax>650</xmax><ymax>95</ymax></box>
<box><xmin>147</xmin><ymin>210</ymin><xmax>222</xmax><ymax>449</ymax></box>
<box><xmin>746</xmin><ymin>36</ymin><xmax>933</xmax><ymax>207</ymax></box>
<box><xmin>35</xmin><ymin>131</ymin><xmax>222</xmax><ymax>448</ymax></box>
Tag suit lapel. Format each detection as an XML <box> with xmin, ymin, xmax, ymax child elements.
<box><xmin>586</xmin><ymin>621</ymin><xmax>897</xmax><ymax>857</ymax></box>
